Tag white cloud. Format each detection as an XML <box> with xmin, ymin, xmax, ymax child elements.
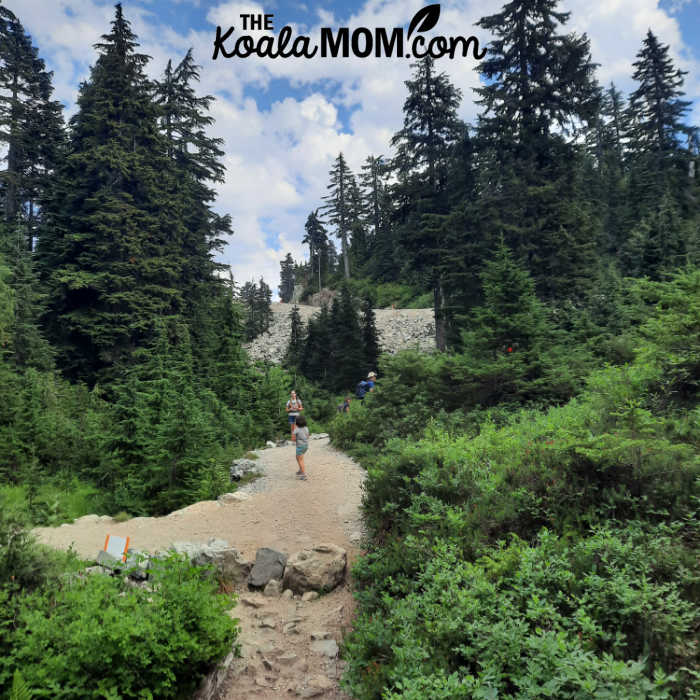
<box><xmin>5</xmin><ymin>0</ymin><xmax>700</xmax><ymax>300</ymax></box>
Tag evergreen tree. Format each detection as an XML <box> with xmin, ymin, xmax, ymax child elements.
<box><xmin>0</xmin><ymin>5</ymin><xmax>64</xmax><ymax>239</ymax></box>
<box><xmin>360</xmin><ymin>293</ymin><xmax>381</xmax><ymax>376</ymax></box>
<box><xmin>36</xmin><ymin>5</ymin><xmax>186</xmax><ymax>383</ymax></box>
<box><xmin>625</xmin><ymin>30</ymin><xmax>696</xmax><ymax>219</ymax></box>
<box><xmin>0</xmin><ymin>219</ymin><xmax>52</xmax><ymax>369</ymax></box>
<box><xmin>474</xmin><ymin>0</ymin><xmax>600</xmax><ymax>301</ymax></box>
<box><xmin>302</xmin><ymin>210</ymin><xmax>328</xmax><ymax>292</ymax></box>
<box><xmin>284</xmin><ymin>304</ymin><xmax>305</xmax><ymax>369</ymax></box>
<box><xmin>321</xmin><ymin>153</ymin><xmax>356</xmax><ymax>279</ymax></box>
<box><xmin>153</xmin><ymin>49</ymin><xmax>232</xmax><ymax>373</ymax></box>
<box><xmin>279</xmin><ymin>253</ymin><xmax>295</xmax><ymax>303</ymax></box>
<box><xmin>301</xmin><ymin>303</ymin><xmax>332</xmax><ymax>384</ymax></box>
<box><xmin>327</xmin><ymin>285</ymin><xmax>361</xmax><ymax>391</ymax></box>
<box><xmin>391</xmin><ymin>56</ymin><xmax>463</xmax><ymax>349</ymax></box>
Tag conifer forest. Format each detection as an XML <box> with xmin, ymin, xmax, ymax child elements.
<box><xmin>1</xmin><ymin>0</ymin><xmax>699</xmax><ymax>697</ymax></box>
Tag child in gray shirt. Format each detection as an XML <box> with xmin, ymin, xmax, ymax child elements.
<box><xmin>292</xmin><ymin>414</ymin><xmax>309</xmax><ymax>480</ymax></box>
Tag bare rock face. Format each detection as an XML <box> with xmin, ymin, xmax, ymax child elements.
<box><xmin>283</xmin><ymin>544</ymin><xmax>346</xmax><ymax>594</ymax></box>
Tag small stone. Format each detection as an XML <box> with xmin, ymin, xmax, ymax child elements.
<box><xmin>301</xmin><ymin>591</ymin><xmax>319</xmax><ymax>602</ymax></box>
<box><xmin>218</xmin><ymin>492</ymin><xmax>250</xmax><ymax>503</ymax></box>
<box><xmin>282</xmin><ymin>588</ymin><xmax>294</xmax><ymax>600</ymax></box>
<box><xmin>310</xmin><ymin>630</ymin><xmax>331</xmax><ymax>640</ymax></box>
<box><xmin>264</xmin><ymin>579</ymin><xmax>283</xmax><ymax>597</ymax></box>
<box><xmin>310</xmin><ymin>639</ymin><xmax>339</xmax><ymax>658</ymax></box>
<box><xmin>240</xmin><ymin>596</ymin><xmax>264</xmax><ymax>608</ymax></box>
<box><xmin>261</xmin><ymin>657</ymin><xmax>276</xmax><ymax>672</ymax></box>
<box><xmin>282</xmin><ymin>622</ymin><xmax>298</xmax><ymax>634</ymax></box>
<box><xmin>259</xmin><ymin>617</ymin><xmax>276</xmax><ymax>629</ymax></box>
<box><xmin>266</xmin><ymin>440</ymin><xmax>276</xmax><ymax>448</ymax></box>
<box><xmin>277</xmin><ymin>653</ymin><xmax>298</xmax><ymax>666</ymax></box>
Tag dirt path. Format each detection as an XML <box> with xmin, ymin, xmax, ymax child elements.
<box><xmin>32</xmin><ymin>436</ymin><xmax>365</xmax><ymax>699</ymax></box>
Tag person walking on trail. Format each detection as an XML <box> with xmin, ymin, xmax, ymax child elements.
<box><xmin>292</xmin><ymin>414</ymin><xmax>309</xmax><ymax>480</ymax></box>
<box><xmin>355</xmin><ymin>372</ymin><xmax>377</xmax><ymax>401</ymax></box>
<box><xmin>337</xmin><ymin>396</ymin><xmax>351</xmax><ymax>413</ymax></box>
<box><xmin>286</xmin><ymin>390</ymin><xmax>303</xmax><ymax>438</ymax></box>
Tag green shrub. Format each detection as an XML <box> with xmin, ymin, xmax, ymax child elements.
<box><xmin>343</xmin><ymin>530</ymin><xmax>694</xmax><ymax>699</ymax></box>
<box><xmin>5</xmin><ymin>554</ymin><xmax>239</xmax><ymax>699</ymax></box>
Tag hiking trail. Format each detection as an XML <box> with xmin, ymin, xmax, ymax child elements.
<box><xmin>32</xmin><ymin>436</ymin><xmax>365</xmax><ymax>699</ymax></box>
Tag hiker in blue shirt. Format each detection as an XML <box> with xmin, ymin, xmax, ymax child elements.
<box><xmin>356</xmin><ymin>372</ymin><xmax>377</xmax><ymax>401</ymax></box>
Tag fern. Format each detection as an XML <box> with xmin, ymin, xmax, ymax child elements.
<box><xmin>10</xmin><ymin>670</ymin><xmax>32</xmax><ymax>700</ymax></box>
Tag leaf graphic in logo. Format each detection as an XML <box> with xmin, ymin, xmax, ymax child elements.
<box><xmin>407</xmin><ymin>4</ymin><xmax>441</xmax><ymax>39</ymax></box>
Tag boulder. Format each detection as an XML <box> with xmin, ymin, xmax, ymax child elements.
<box><xmin>283</xmin><ymin>544</ymin><xmax>346</xmax><ymax>594</ymax></box>
<box><xmin>248</xmin><ymin>547</ymin><xmax>288</xmax><ymax>588</ymax></box>
<box><xmin>171</xmin><ymin>539</ymin><xmax>252</xmax><ymax>586</ymax></box>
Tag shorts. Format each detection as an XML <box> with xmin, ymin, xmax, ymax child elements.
<box><xmin>288</xmin><ymin>415</ymin><xmax>298</xmax><ymax>425</ymax></box>
<box><xmin>296</xmin><ymin>444</ymin><xmax>308</xmax><ymax>456</ymax></box>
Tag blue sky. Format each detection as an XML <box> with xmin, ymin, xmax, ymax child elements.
<box><xmin>6</xmin><ymin>0</ymin><xmax>700</xmax><ymax>296</ymax></box>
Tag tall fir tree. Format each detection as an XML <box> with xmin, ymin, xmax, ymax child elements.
<box><xmin>321</xmin><ymin>153</ymin><xmax>356</xmax><ymax>279</ymax></box>
<box><xmin>284</xmin><ymin>304</ymin><xmax>305</xmax><ymax>369</ymax></box>
<box><xmin>360</xmin><ymin>293</ymin><xmax>381</xmax><ymax>377</ymax></box>
<box><xmin>36</xmin><ymin>5</ymin><xmax>187</xmax><ymax>383</ymax></box>
<box><xmin>279</xmin><ymin>253</ymin><xmax>295</xmax><ymax>303</ymax></box>
<box><xmin>302</xmin><ymin>210</ymin><xmax>328</xmax><ymax>292</ymax></box>
<box><xmin>153</xmin><ymin>48</ymin><xmax>232</xmax><ymax>377</ymax></box>
<box><xmin>474</xmin><ymin>0</ymin><xmax>600</xmax><ymax>301</ymax></box>
<box><xmin>391</xmin><ymin>56</ymin><xmax>463</xmax><ymax>349</ymax></box>
<box><xmin>0</xmin><ymin>5</ymin><xmax>64</xmax><ymax>240</ymax></box>
<box><xmin>625</xmin><ymin>30</ymin><xmax>696</xmax><ymax>222</ymax></box>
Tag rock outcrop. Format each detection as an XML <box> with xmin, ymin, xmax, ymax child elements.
<box><xmin>245</xmin><ymin>302</ymin><xmax>435</xmax><ymax>364</ymax></box>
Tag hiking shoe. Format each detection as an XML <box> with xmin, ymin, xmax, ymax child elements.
<box><xmin>296</xmin><ymin>469</ymin><xmax>303</xmax><ymax>475</ymax></box>
<box><xmin>297</xmin><ymin>474</ymin><xmax>307</xmax><ymax>480</ymax></box>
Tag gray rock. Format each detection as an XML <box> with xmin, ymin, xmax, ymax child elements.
<box><xmin>301</xmin><ymin>591</ymin><xmax>319</xmax><ymax>602</ymax></box>
<box><xmin>229</xmin><ymin>458</ymin><xmax>259</xmax><ymax>482</ymax></box>
<box><xmin>263</xmin><ymin>579</ymin><xmax>282</xmax><ymax>597</ymax></box>
<box><xmin>248</xmin><ymin>547</ymin><xmax>288</xmax><ymax>588</ymax></box>
<box><xmin>96</xmin><ymin>549</ymin><xmax>122</xmax><ymax>571</ymax></box>
<box><xmin>283</xmin><ymin>544</ymin><xmax>346</xmax><ymax>594</ymax></box>
<box><xmin>171</xmin><ymin>540</ymin><xmax>253</xmax><ymax>586</ymax></box>
<box><xmin>266</xmin><ymin>440</ymin><xmax>276</xmax><ymax>448</ymax></box>
<box><xmin>282</xmin><ymin>588</ymin><xmax>294</xmax><ymax>600</ymax></box>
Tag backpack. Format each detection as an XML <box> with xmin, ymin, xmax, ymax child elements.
<box><xmin>355</xmin><ymin>380</ymin><xmax>369</xmax><ymax>399</ymax></box>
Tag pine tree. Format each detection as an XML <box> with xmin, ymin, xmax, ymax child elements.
<box><xmin>279</xmin><ymin>253</ymin><xmax>295</xmax><ymax>302</ymax></box>
<box><xmin>36</xmin><ymin>5</ymin><xmax>186</xmax><ymax>383</ymax></box>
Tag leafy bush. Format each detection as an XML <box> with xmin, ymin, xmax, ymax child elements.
<box><xmin>3</xmin><ymin>554</ymin><xmax>239</xmax><ymax>699</ymax></box>
<box><xmin>343</xmin><ymin>529</ymin><xmax>696</xmax><ymax>699</ymax></box>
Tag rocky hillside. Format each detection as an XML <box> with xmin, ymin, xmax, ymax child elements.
<box><xmin>245</xmin><ymin>303</ymin><xmax>435</xmax><ymax>364</ymax></box>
